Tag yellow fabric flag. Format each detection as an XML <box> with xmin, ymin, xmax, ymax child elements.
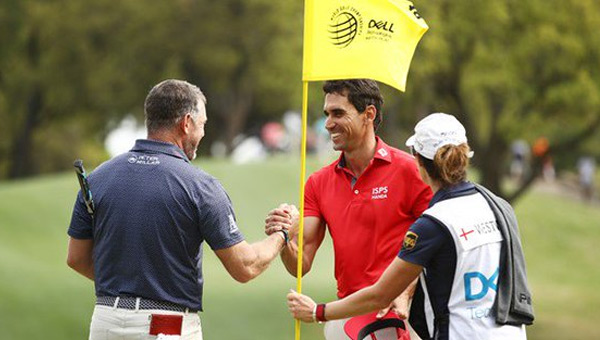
<box><xmin>303</xmin><ymin>0</ymin><xmax>428</xmax><ymax>92</ymax></box>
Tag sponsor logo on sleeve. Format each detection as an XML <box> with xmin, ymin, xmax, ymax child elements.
<box><xmin>403</xmin><ymin>231</ymin><xmax>418</xmax><ymax>250</ymax></box>
<box><xmin>228</xmin><ymin>214</ymin><xmax>239</xmax><ymax>234</ymax></box>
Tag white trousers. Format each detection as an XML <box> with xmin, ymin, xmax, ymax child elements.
<box><xmin>89</xmin><ymin>305</ymin><xmax>202</xmax><ymax>340</ymax></box>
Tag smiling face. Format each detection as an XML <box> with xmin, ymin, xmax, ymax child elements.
<box><xmin>323</xmin><ymin>92</ymin><xmax>373</xmax><ymax>152</ymax></box>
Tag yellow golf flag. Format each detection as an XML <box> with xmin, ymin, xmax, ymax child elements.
<box><xmin>303</xmin><ymin>0</ymin><xmax>428</xmax><ymax>92</ymax></box>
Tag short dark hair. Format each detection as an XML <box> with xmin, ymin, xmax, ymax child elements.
<box><xmin>144</xmin><ymin>79</ymin><xmax>206</xmax><ymax>133</ymax></box>
<box><xmin>323</xmin><ymin>79</ymin><xmax>384</xmax><ymax>131</ymax></box>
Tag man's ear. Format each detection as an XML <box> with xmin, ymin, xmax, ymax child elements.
<box><xmin>364</xmin><ymin>105</ymin><xmax>376</xmax><ymax>124</ymax></box>
<box><xmin>179</xmin><ymin>114</ymin><xmax>193</xmax><ymax>135</ymax></box>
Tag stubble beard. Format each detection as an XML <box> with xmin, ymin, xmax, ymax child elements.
<box><xmin>330</xmin><ymin>132</ymin><xmax>345</xmax><ymax>151</ymax></box>
<box><xmin>184</xmin><ymin>138</ymin><xmax>199</xmax><ymax>161</ymax></box>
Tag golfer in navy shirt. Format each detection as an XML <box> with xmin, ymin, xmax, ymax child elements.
<box><xmin>67</xmin><ymin>79</ymin><xmax>295</xmax><ymax>340</ymax></box>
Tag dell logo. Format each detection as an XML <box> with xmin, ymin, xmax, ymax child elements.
<box><xmin>368</xmin><ymin>20</ymin><xmax>394</xmax><ymax>33</ymax></box>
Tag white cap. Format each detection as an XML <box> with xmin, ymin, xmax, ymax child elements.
<box><xmin>405</xmin><ymin>113</ymin><xmax>473</xmax><ymax>160</ymax></box>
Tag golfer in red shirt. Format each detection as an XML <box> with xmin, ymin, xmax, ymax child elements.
<box><xmin>266</xmin><ymin>79</ymin><xmax>432</xmax><ymax>339</ymax></box>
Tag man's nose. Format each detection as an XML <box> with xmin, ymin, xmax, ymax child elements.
<box><xmin>325</xmin><ymin>116</ymin><xmax>335</xmax><ymax>130</ymax></box>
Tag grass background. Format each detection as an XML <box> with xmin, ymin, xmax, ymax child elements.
<box><xmin>0</xmin><ymin>156</ymin><xmax>598</xmax><ymax>339</ymax></box>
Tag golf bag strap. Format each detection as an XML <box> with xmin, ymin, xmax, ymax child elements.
<box><xmin>357</xmin><ymin>318</ymin><xmax>406</xmax><ymax>340</ymax></box>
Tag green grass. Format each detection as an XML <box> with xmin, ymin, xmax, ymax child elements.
<box><xmin>0</xmin><ymin>156</ymin><xmax>598</xmax><ymax>339</ymax></box>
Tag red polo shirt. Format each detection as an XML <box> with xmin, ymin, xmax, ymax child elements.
<box><xmin>304</xmin><ymin>138</ymin><xmax>432</xmax><ymax>298</ymax></box>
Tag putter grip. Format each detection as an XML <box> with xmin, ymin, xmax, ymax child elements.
<box><xmin>73</xmin><ymin>159</ymin><xmax>95</xmax><ymax>215</ymax></box>
<box><xmin>74</xmin><ymin>159</ymin><xmax>84</xmax><ymax>174</ymax></box>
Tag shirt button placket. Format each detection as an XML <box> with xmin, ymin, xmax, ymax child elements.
<box><xmin>354</xmin><ymin>189</ymin><xmax>359</xmax><ymax>195</ymax></box>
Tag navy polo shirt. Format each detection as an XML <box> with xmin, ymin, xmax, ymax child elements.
<box><xmin>68</xmin><ymin>139</ymin><xmax>245</xmax><ymax>311</ymax></box>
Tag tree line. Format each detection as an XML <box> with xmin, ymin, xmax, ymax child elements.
<box><xmin>1</xmin><ymin>0</ymin><xmax>599</xmax><ymax>202</ymax></box>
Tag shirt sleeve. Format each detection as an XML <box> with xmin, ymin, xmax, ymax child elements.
<box><xmin>303</xmin><ymin>175</ymin><xmax>322</xmax><ymax>218</ymax></box>
<box><xmin>198</xmin><ymin>179</ymin><xmax>245</xmax><ymax>251</ymax></box>
<box><xmin>398</xmin><ymin>216</ymin><xmax>449</xmax><ymax>267</ymax></box>
<box><xmin>67</xmin><ymin>190</ymin><xmax>94</xmax><ymax>239</ymax></box>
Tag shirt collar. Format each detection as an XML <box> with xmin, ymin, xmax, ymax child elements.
<box><xmin>429</xmin><ymin>181</ymin><xmax>476</xmax><ymax>207</ymax></box>
<box><xmin>336</xmin><ymin>136</ymin><xmax>392</xmax><ymax>170</ymax></box>
<box><xmin>130</xmin><ymin>139</ymin><xmax>190</xmax><ymax>163</ymax></box>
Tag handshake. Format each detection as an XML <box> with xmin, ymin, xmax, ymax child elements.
<box><xmin>264</xmin><ymin>203</ymin><xmax>300</xmax><ymax>243</ymax></box>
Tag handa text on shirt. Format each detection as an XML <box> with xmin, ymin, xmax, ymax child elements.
<box><xmin>372</xmin><ymin>186</ymin><xmax>388</xmax><ymax>200</ymax></box>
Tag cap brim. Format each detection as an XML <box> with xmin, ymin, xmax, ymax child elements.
<box><xmin>405</xmin><ymin>135</ymin><xmax>416</xmax><ymax>147</ymax></box>
<box><xmin>344</xmin><ymin>311</ymin><xmax>407</xmax><ymax>340</ymax></box>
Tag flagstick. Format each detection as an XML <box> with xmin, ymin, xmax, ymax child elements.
<box><xmin>295</xmin><ymin>81</ymin><xmax>309</xmax><ymax>340</ymax></box>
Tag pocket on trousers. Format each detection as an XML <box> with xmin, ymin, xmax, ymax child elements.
<box><xmin>182</xmin><ymin>315</ymin><xmax>202</xmax><ymax>340</ymax></box>
<box><xmin>89</xmin><ymin>307</ymin><xmax>114</xmax><ymax>340</ymax></box>
<box><xmin>88</xmin><ymin>328</ymin><xmax>108</xmax><ymax>340</ymax></box>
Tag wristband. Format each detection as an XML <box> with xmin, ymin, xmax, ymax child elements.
<box><xmin>316</xmin><ymin>303</ymin><xmax>327</xmax><ymax>323</ymax></box>
<box><xmin>312</xmin><ymin>304</ymin><xmax>317</xmax><ymax>323</ymax></box>
<box><xmin>277</xmin><ymin>229</ymin><xmax>289</xmax><ymax>243</ymax></box>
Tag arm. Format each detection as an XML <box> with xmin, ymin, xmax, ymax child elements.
<box><xmin>277</xmin><ymin>175</ymin><xmax>327</xmax><ymax>277</ymax></box>
<box><xmin>215</xmin><ymin>233</ymin><xmax>286</xmax><ymax>283</ymax></box>
<box><xmin>66</xmin><ymin>237</ymin><xmax>94</xmax><ymax>280</ymax></box>
<box><xmin>288</xmin><ymin>258</ymin><xmax>423</xmax><ymax>322</ymax></box>
<box><xmin>377</xmin><ymin>278</ymin><xmax>418</xmax><ymax>319</ymax></box>
<box><xmin>264</xmin><ymin>206</ymin><xmax>326</xmax><ymax>277</ymax></box>
<box><xmin>280</xmin><ymin>216</ymin><xmax>326</xmax><ymax>277</ymax></box>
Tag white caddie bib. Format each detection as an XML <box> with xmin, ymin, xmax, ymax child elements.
<box><xmin>421</xmin><ymin>192</ymin><xmax>526</xmax><ymax>340</ymax></box>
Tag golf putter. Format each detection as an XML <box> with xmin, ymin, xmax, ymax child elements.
<box><xmin>73</xmin><ymin>159</ymin><xmax>95</xmax><ymax>216</ymax></box>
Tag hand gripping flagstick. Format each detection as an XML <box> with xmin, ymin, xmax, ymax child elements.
<box><xmin>73</xmin><ymin>159</ymin><xmax>95</xmax><ymax>217</ymax></box>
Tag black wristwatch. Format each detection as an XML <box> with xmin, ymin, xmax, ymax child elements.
<box><xmin>277</xmin><ymin>229</ymin><xmax>289</xmax><ymax>243</ymax></box>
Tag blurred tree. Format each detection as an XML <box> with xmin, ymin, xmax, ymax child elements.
<box><xmin>1</xmin><ymin>0</ymin><xmax>598</xmax><ymax>194</ymax></box>
<box><xmin>0</xmin><ymin>0</ymin><xmax>167</xmax><ymax>178</ymax></box>
<box><xmin>172</xmin><ymin>0</ymin><xmax>303</xmax><ymax>152</ymax></box>
<box><xmin>0</xmin><ymin>0</ymin><xmax>302</xmax><ymax>178</ymax></box>
<box><xmin>395</xmin><ymin>0</ymin><xmax>600</xmax><ymax>202</ymax></box>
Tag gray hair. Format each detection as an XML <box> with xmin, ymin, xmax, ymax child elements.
<box><xmin>144</xmin><ymin>79</ymin><xmax>206</xmax><ymax>133</ymax></box>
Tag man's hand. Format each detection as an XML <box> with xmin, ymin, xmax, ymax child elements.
<box><xmin>286</xmin><ymin>204</ymin><xmax>300</xmax><ymax>239</ymax></box>
<box><xmin>264</xmin><ymin>203</ymin><xmax>298</xmax><ymax>237</ymax></box>
<box><xmin>376</xmin><ymin>293</ymin><xmax>410</xmax><ymax>320</ymax></box>
<box><xmin>376</xmin><ymin>279</ymin><xmax>417</xmax><ymax>319</ymax></box>
<box><xmin>287</xmin><ymin>289</ymin><xmax>316</xmax><ymax>323</ymax></box>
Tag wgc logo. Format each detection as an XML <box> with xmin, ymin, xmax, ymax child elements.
<box><xmin>329</xmin><ymin>7</ymin><xmax>363</xmax><ymax>48</ymax></box>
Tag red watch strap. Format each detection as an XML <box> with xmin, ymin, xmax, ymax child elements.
<box><xmin>316</xmin><ymin>303</ymin><xmax>327</xmax><ymax>322</ymax></box>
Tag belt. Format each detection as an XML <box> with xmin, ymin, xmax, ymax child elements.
<box><xmin>96</xmin><ymin>296</ymin><xmax>198</xmax><ymax>313</ymax></box>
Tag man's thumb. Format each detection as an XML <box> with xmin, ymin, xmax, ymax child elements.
<box><xmin>376</xmin><ymin>307</ymin><xmax>389</xmax><ymax>319</ymax></box>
